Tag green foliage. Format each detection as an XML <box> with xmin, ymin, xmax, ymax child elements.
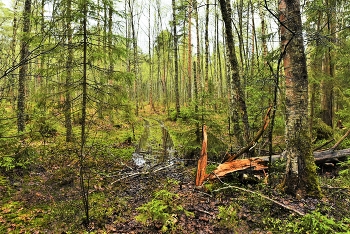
<box><xmin>90</xmin><ymin>192</ymin><xmax>129</xmax><ymax>224</ymax></box>
<box><xmin>336</xmin><ymin>159</ymin><xmax>350</xmax><ymax>187</ymax></box>
<box><xmin>0</xmin><ymin>201</ymin><xmax>50</xmax><ymax>233</ymax></box>
<box><xmin>312</xmin><ymin>118</ymin><xmax>333</xmax><ymax>142</ymax></box>
<box><xmin>217</xmin><ymin>203</ymin><xmax>239</xmax><ymax>231</ymax></box>
<box><xmin>0</xmin><ymin>143</ymin><xmax>37</xmax><ymax>171</ymax></box>
<box><xmin>263</xmin><ymin>211</ymin><xmax>350</xmax><ymax>234</ymax></box>
<box><xmin>135</xmin><ymin>182</ymin><xmax>194</xmax><ymax>233</ymax></box>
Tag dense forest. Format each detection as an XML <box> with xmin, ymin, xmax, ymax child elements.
<box><xmin>0</xmin><ymin>0</ymin><xmax>350</xmax><ymax>232</ymax></box>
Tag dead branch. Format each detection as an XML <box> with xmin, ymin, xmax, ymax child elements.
<box><xmin>225</xmin><ymin>106</ymin><xmax>272</xmax><ymax>162</ymax></box>
<box><xmin>110</xmin><ymin>164</ymin><xmax>174</xmax><ymax>185</ymax></box>
<box><xmin>212</xmin><ymin>174</ymin><xmax>305</xmax><ymax>216</ymax></box>
<box><xmin>331</xmin><ymin>128</ymin><xmax>350</xmax><ymax>150</ymax></box>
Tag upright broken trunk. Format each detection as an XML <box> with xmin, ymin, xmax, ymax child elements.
<box><xmin>279</xmin><ymin>0</ymin><xmax>321</xmax><ymax>197</ymax></box>
<box><xmin>195</xmin><ymin>125</ymin><xmax>208</xmax><ymax>186</ymax></box>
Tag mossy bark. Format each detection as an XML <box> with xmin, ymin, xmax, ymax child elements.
<box><xmin>279</xmin><ymin>0</ymin><xmax>321</xmax><ymax>197</ymax></box>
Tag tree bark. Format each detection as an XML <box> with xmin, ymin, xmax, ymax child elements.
<box><xmin>17</xmin><ymin>0</ymin><xmax>32</xmax><ymax>133</ymax></box>
<box><xmin>279</xmin><ymin>0</ymin><xmax>321</xmax><ymax>197</ymax></box>
<box><xmin>320</xmin><ymin>0</ymin><xmax>336</xmax><ymax>128</ymax></box>
<box><xmin>64</xmin><ymin>0</ymin><xmax>73</xmax><ymax>142</ymax></box>
<box><xmin>172</xmin><ymin>0</ymin><xmax>180</xmax><ymax>118</ymax></box>
<box><xmin>218</xmin><ymin>0</ymin><xmax>250</xmax><ymax>145</ymax></box>
<box><xmin>187</xmin><ymin>0</ymin><xmax>192</xmax><ymax>101</ymax></box>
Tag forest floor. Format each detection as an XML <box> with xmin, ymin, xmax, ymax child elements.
<box><xmin>1</xmin><ymin>112</ymin><xmax>350</xmax><ymax>233</ymax></box>
<box><xmin>1</xmin><ymin>149</ymin><xmax>350</xmax><ymax>233</ymax></box>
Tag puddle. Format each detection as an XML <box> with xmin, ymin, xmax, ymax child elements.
<box><xmin>133</xmin><ymin>119</ymin><xmax>175</xmax><ymax>168</ymax></box>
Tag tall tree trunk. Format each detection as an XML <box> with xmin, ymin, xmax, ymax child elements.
<box><xmin>17</xmin><ymin>0</ymin><xmax>32</xmax><ymax>133</ymax></box>
<box><xmin>129</xmin><ymin>0</ymin><xmax>139</xmax><ymax>116</ymax></box>
<box><xmin>187</xmin><ymin>0</ymin><xmax>192</xmax><ymax>101</ymax></box>
<box><xmin>148</xmin><ymin>4</ymin><xmax>152</xmax><ymax>110</ymax></box>
<box><xmin>172</xmin><ymin>0</ymin><xmax>180</xmax><ymax>118</ymax></box>
<box><xmin>194</xmin><ymin>0</ymin><xmax>201</xmax><ymax>141</ymax></box>
<box><xmin>320</xmin><ymin>0</ymin><xmax>336</xmax><ymax>128</ymax></box>
<box><xmin>219</xmin><ymin>0</ymin><xmax>250</xmax><ymax>145</ymax></box>
<box><xmin>11</xmin><ymin>0</ymin><xmax>19</xmax><ymax>110</ymax></box>
<box><xmin>204</xmin><ymin>0</ymin><xmax>209</xmax><ymax>93</ymax></box>
<box><xmin>64</xmin><ymin>0</ymin><xmax>73</xmax><ymax>142</ymax></box>
<box><xmin>80</xmin><ymin>0</ymin><xmax>90</xmax><ymax>226</ymax></box>
<box><xmin>279</xmin><ymin>0</ymin><xmax>321</xmax><ymax>197</ymax></box>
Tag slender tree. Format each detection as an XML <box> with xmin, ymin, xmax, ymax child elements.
<box><xmin>17</xmin><ymin>0</ymin><xmax>32</xmax><ymax>133</ymax></box>
<box><xmin>219</xmin><ymin>0</ymin><xmax>250</xmax><ymax>145</ymax></box>
<box><xmin>64</xmin><ymin>0</ymin><xmax>73</xmax><ymax>142</ymax></box>
<box><xmin>172</xmin><ymin>0</ymin><xmax>180</xmax><ymax>118</ymax></box>
<box><xmin>320</xmin><ymin>0</ymin><xmax>336</xmax><ymax>128</ymax></box>
<box><xmin>187</xmin><ymin>0</ymin><xmax>193</xmax><ymax>101</ymax></box>
<box><xmin>79</xmin><ymin>0</ymin><xmax>90</xmax><ymax>226</ymax></box>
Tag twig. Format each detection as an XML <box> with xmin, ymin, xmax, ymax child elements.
<box><xmin>194</xmin><ymin>188</ymin><xmax>213</xmax><ymax>198</ymax></box>
<box><xmin>195</xmin><ymin>209</ymin><xmax>213</xmax><ymax>215</ymax></box>
<box><xmin>322</xmin><ymin>185</ymin><xmax>350</xmax><ymax>190</ymax></box>
<box><xmin>110</xmin><ymin>164</ymin><xmax>174</xmax><ymax>185</ymax></box>
<box><xmin>212</xmin><ymin>174</ymin><xmax>305</xmax><ymax>216</ymax></box>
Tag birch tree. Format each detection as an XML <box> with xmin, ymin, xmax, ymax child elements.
<box><xmin>279</xmin><ymin>0</ymin><xmax>321</xmax><ymax>197</ymax></box>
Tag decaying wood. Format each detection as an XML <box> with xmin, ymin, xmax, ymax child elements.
<box><xmin>195</xmin><ymin>125</ymin><xmax>208</xmax><ymax>186</ymax></box>
<box><xmin>225</xmin><ymin>106</ymin><xmax>272</xmax><ymax>162</ymax></box>
<box><xmin>314</xmin><ymin>148</ymin><xmax>350</xmax><ymax>162</ymax></box>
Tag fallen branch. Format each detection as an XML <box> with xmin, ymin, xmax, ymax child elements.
<box><xmin>225</xmin><ymin>106</ymin><xmax>272</xmax><ymax>162</ymax></box>
<box><xmin>203</xmin><ymin>148</ymin><xmax>350</xmax><ymax>183</ymax></box>
<box><xmin>212</xmin><ymin>174</ymin><xmax>305</xmax><ymax>216</ymax></box>
<box><xmin>331</xmin><ymin>128</ymin><xmax>350</xmax><ymax>150</ymax></box>
<box><xmin>110</xmin><ymin>164</ymin><xmax>174</xmax><ymax>185</ymax></box>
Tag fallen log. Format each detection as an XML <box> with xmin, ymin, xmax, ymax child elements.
<box><xmin>314</xmin><ymin>148</ymin><xmax>350</xmax><ymax>162</ymax></box>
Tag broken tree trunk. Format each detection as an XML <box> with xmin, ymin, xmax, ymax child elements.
<box><xmin>207</xmin><ymin>158</ymin><xmax>267</xmax><ymax>179</ymax></box>
<box><xmin>195</xmin><ymin>125</ymin><xmax>208</xmax><ymax>186</ymax></box>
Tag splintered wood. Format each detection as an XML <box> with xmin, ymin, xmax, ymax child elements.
<box><xmin>195</xmin><ymin>105</ymin><xmax>350</xmax><ymax>186</ymax></box>
<box><xmin>195</xmin><ymin>125</ymin><xmax>208</xmax><ymax>186</ymax></box>
<box><xmin>207</xmin><ymin>158</ymin><xmax>267</xmax><ymax>179</ymax></box>
<box><xmin>195</xmin><ymin>106</ymin><xmax>272</xmax><ymax>186</ymax></box>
